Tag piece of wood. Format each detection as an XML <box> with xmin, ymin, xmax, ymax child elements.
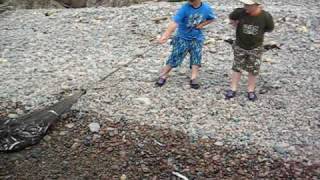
<box><xmin>0</xmin><ymin>90</ymin><xmax>86</xmax><ymax>152</ymax></box>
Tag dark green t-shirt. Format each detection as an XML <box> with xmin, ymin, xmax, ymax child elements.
<box><xmin>229</xmin><ymin>8</ymin><xmax>274</xmax><ymax>50</ymax></box>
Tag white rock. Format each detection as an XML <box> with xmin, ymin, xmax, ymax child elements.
<box><xmin>93</xmin><ymin>134</ymin><xmax>101</xmax><ymax>141</ymax></box>
<box><xmin>8</xmin><ymin>114</ymin><xmax>19</xmax><ymax>119</ymax></box>
<box><xmin>71</xmin><ymin>142</ymin><xmax>80</xmax><ymax>149</ymax></box>
<box><xmin>65</xmin><ymin>123</ymin><xmax>75</xmax><ymax>129</ymax></box>
<box><xmin>43</xmin><ymin>135</ymin><xmax>52</xmax><ymax>142</ymax></box>
<box><xmin>134</xmin><ymin>97</ymin><xmax>152</xmax><ymax>106</ymax></box>
<box><xmin>16</xmin><ymin>109</ymin><xmax>24</xmax><ymax>115</ymax></box>
<box><xmin>214</xmin><ymin>141</ymin><xmax>224</xmax><ymax>146</ymax></box>
<box><xmin>0</xmin><ymin>58</ymin><xmax>8</xmax><ymax>64</ymax></box>
<box><xmin>88</xmin><ymin>122</ymin><xmax>100</xmax><ymax>133</ymax></box>
<box><xmin>59</xmin><ymin>131</ymin><xmax>68</xmax><ymax>136</ymax></box>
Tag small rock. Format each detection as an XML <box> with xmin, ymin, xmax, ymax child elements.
<box><xmin>214</xmin><ymin>141</ymin><xmax>224</xmax><ymax>146</ymax></box>
<box><xmin>134</xmin><ymin>97</ymin><xmax>152</xmax><ymax>106</ymax></box>
<box><xmin>65</xmin><ymin>123</ymin><xmax>75</xmax><ymax>129</ymax></box>
<box><xmin>62</xmin><ymin>161</ymin><xmax>69</xmax><ymax>171</ymax></box>
<box><xmin>120</xmin><ymin>174</ymin><xmax>127</xmax><ymax>180</ymax></box>
<box><xmin>141</xmin><ymin>164</ymin><xmax>150</xmax><ymax>172</ymax></box>
<box><xmin>0</xmin><ymin>58</ymin><xmax>8</xmax><ymax>64</ymax></box>
<box><xmin>16</xmin><ymin>109</ymin><xmax>24</xmax><ymax>115</ymax></box>
<box><xmin>88</xmin><ymin>122</ymin><xmax>100</xmax><ymax>133</ymax></box>
<box><xmin>43</xmin><ymin>135</ymin><xmax>52</xmax><ymax>142</ymax></box>
<box><xmin>107</xmin><ymin>127</ymin><xmax>118</xmax><ymax>136</ymax></box>
<box><xmin>279</xmin><ymin>142</ymin><xmax>290</xmax><ymax>148</ymax></box>
<box><xmin>273</xmin><ymin>145</ymin><xmax>288</xmax><ymax>155</ymax></box>
<box><xmin>59</xmin><ymin>131</ymin><xmax>68</xmax><ymax>136</ymax></box>
<box><xmin>8</xmin><ymin>113</ymin><xmax>19</xmax><ymax>119</ymax></box>
<box><xmin>92</xmin><ymin>134</ymin><xmax>101</xmax><ymax>142</ymax></box>
<box><xmin>83</xmin><ymin>136</ymin><xmax>92</xmax><ymax>146</ymax></box>
<box><xmin>9</xmin><ymin>154</ymin><xmax>25</xmax><ymax>161</ymax></box>
<box><xmin>231</xmin><ymin>117</ymin><xmax>240</xmax><ymax>123</ymax></box>
<box><xmin>30</xmin><ymin>149</ymin><xmax>41</xmax><ymax>159</ymax></box>
<box><xmin>288</xmin><ymin>146</ymin><xmax>296</xmax><ymax>152</ymax></box>
<box><xmin>119</xmin><ymin>151</ymin><xmax>127</xmax><ymax>158</ymax></box>
<box><xmin>201</xmin><ymin>135</ymin><xmax>209</xmax><ymax>140</ymax></box>
<box><xmin>297</xmin><ymin>26</ymin><xmax>308</xmax><ymax>33</ymax></box>
<box><xmin>71</xmin><ymin>142</ymin><xmax>80</xmax><ymax>149</ymax></box>
<box><xmin>106</xmin><ymin>147</ymin><xmax>113</xmax><ymax>152</ymax></box>
<box><xmin>111</xmin><ymin>165</ymin><xmax>119</xmax><ymax>170</ymax></box>
<box><xmin>204</xmin><ymin>38</ymin><xmax>216</xmax><ymax>45</ymax></box>
<box><xmin>134</xmin><ymin>50</ymin><xmax>144</xmax><ymax>58</ymax></box>
<box><xmin>203</xmin><ymin>152</ymin><xmax>211</xmax><ymax>159</ymax></box>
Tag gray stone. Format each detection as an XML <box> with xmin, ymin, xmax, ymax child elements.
<box><xmin>88</xmin><ymin>122</ymin><xmax>100</xmax><ymax>133</ymax></box>
<box><xmin>43</xmin><ymin>135</ymin><xmax>52</xmax><ymax>142</ymax></box>
<box><xmin>59</xmin><ymin>131</ymin><xmax>68</xmax><ymax>136</ymax></box>
<box><xmin>214</xmin><ymin>141</ymin><xmax>224</xmax><ymax>146</ymax></box>
<box><xmin>134</xmin><ymin>97</ymin><xmax>152</xmax><ymax>106</ymax></box>
<box><xmin>65</xmin><ymin>123</ymin><xmax>75</xmax><ymax>129</ymax></box>
<box><xmin>71</xmin><ymin>142</ymin><xmax>80</xmax><ymax>149</ymax></box>
<box><xmin>8</xmin><ymin>113</ymin><xmax>19</xmax><ymax>119</ymax></box>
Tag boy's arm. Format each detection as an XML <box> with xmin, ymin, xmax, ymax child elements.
<box><xmin>158</xmin><ymin>21</ymin><xmax>178</xmax><ymax>44</ymax></box>
<box><xmin>229</xmin><ymin>20</ymin><xmax>239</xmax><ymax>28</ymax></box>
<box><xmin>196</xmin><ymin>5</ymin><xmax>217</xmax><ymax>29</ymax></box>
<box><xmin>196</xmin><ymin>19</ymin><xmax>214</xmax><ymax>29</ymax></box>
<box><xmin>229</xmin><ymin>8</ymin><xmax>243</xmax><ymax>28</ymax></box>
<box><xmin>158</xmin><ymin>4</ymin><xmax>185</xmax><ymax>44</ymax></box>
<box><xmin>264</xmin><ymin>12</ymin><xmax>274</xmax><ymax>32</ymax></box>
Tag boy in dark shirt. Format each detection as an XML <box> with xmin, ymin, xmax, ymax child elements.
<box><xmin>225</xmin><ymin>0</ymin><xmax>274</xmax><ymax>101</ymax></box>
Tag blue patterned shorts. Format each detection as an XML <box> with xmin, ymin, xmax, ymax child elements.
<box><xmin>166</xmin><ymin>37</ymin><xmax>203</xmax><ymax>69</ymax></box>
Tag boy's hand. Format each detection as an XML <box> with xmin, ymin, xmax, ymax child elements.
<box><xmin>158</xmin><ymin>21</ymin><xmax>177</xmax><ymax>44</ymax></box>
<box><xmin>230</xmin><ymin>20</ymin><xmax>239</xmax><ymax>28</ymax></box>
<box><xmin>158</xmin><ymin>35</ymin><xmax>169</xmax><ymax>44</ymax></box>
<box><xmin>196</xmin><ymin>20</ymin><xmax>214</xmax><ymax>29</ymax></box>
<box><xmin>196</xmin><ymin>23</ymin><xmax>205</xmax><ymax>29</ymax></box>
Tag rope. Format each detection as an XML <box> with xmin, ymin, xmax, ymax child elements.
<box><xmin>80</xmin><ymin>42</ymin><xmax>159</xmax><ymax>92</ymax></box>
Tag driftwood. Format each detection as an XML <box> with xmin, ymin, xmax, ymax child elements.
<box><xmin>151</xmin><ymin>16</ymin><xmax>169</xmax><ymax>24</ymax></box>
<box><xmin>0</xmin><ymin>90</ymin><xmax>86</xmax><ymax>152</ymax></box>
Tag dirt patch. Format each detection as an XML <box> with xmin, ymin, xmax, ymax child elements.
<box><xmin>0</xmin><ymin>101</ymin><xmax>318</xmax><ymax>179</ymax></box>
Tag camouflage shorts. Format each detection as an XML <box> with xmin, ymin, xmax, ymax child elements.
<box><xmin>232</xmin><ymin>45</ymin><xmax>263</xmax><ymax>76</ymax></box>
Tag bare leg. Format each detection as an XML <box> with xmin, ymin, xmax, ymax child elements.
<box><xmin>248</xmin><ymin>72</ymin><xmax>257</xmax><ymax>92</ymax></box>
<box><xmin>191</xmin><ymin>65</ymin><xmax>200</xmax><ymax>80</ymax></box>
<box><xmin>231</xmin><ymin>71</ymin><xmax>242</xmax><ymax>91</ymax></box>
<box><xmin>159</xmin><ymin>65</ymin><xmax>172</xmax><ymax>79</ymax></box>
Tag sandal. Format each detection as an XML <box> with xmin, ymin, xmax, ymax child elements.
<box><xmin>190</xmin><ymin>79</ymin><xmax>200</xmax><ymax>89</ymax></box>
<box><xmin>225</xmin><ymin>90</ymin><xmax>236</xmax><ymax>100</ymax></box>
<box><xmin>155</xmin><ymin>77</ymin><xmax>167</xmax><ymax>87</ymax></box>
<box><xmin>247</xmin><ymin>91</ymin><xmax>258</xmax><ymax>101</ymax></box>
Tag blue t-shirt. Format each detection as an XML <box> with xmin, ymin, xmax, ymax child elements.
<box><xmin>173</xmin><ymin>2</ymin><xmax>217</xmax><ymax>41</ymax></box>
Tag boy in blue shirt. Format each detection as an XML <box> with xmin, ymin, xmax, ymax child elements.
<box><xmin>156</xmin><ymin>0</ymin><xmax>217</xmax><ymax>89</ymax></box>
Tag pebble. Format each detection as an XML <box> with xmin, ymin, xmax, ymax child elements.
<box><xmin>88</xmin><ymin>123</ymin><xmax>100</xmax><ymax>133</ymax></box>
<box><xmin>134</xmin><ymin>97</ymin><xmax>152</xmax><ymax>106</ymax></box>
<box><xmin>214</xmin><ymin>141</ymin><xmax>224</xmax><ymax>146</ymax></box>
<box><xmin>71</xmin><ymin>142</ymin><xmax>80</xmax><ymax>149</ymax></box>
<box><xmin>65</xmin><ymin>123</ymin><xmax>75</xmax><ymax>129</ymax></box>
<box><xmin>8</xmin><ymin>113</ymin><xmax>19</xmax><ymax>119</ymax></box>
<box><xmin>59</xmin><ymin>131</ymin><xmax>68</xmax><ymax>136</ymax></box>
<box><xmin>43</xmin><ymin>135</ymin><xmax>52</xmax><ymax>142</ymax></box>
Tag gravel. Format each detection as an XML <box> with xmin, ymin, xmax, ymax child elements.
<box><xmin>0</xmin><ymin>0</ymin><xmax>319</xmax><ymax>176</ymax></box>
